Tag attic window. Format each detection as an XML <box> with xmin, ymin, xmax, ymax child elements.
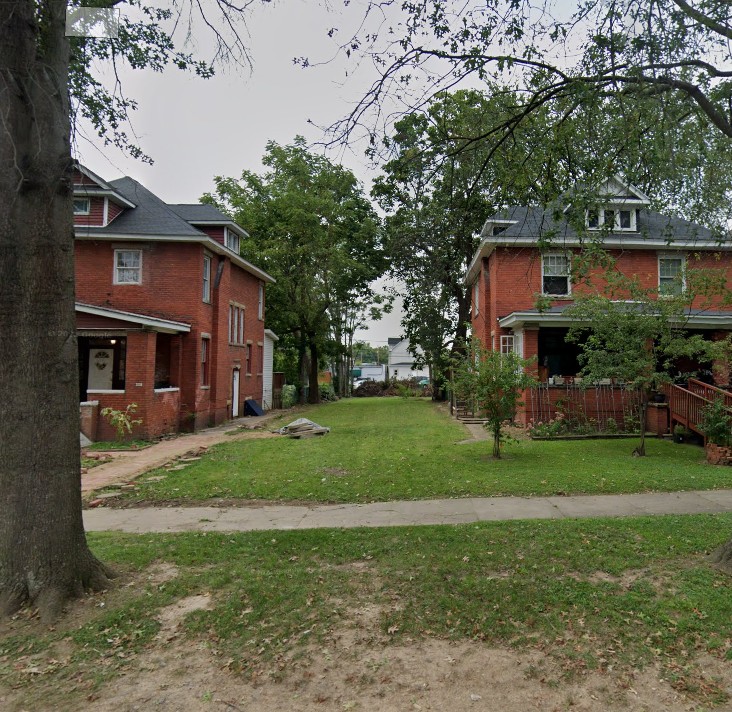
<box><xmin>73</xmin><ymin>198</ymin><xmax>90</xmax><ymax>215</ymax></box>
<box><xmin>492</xmin><ymin>224</ymin><xmax>508</xmax><ymax>236</ymax></box>
<box><xmin>225</xmin><ymin>228</ymin><xmax>240</xmax><ymax>253</ymax></box>
<box><xmin>586</xmin><ymin>208</ymin><xmax>636</xmax><ymax>232</ymax></box>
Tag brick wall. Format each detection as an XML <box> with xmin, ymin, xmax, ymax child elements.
<box><xmin>75</xmin><ymin>239</ymin><xmax>266</xmax><ymax>431</ymax></box>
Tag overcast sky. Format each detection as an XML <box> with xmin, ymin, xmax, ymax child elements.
<box><xmin>76</xmin><ymin>1</ymin><xmax>406</xmax><ymax>345</ymax></box>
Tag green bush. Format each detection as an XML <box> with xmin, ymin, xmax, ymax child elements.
<box><xmin>701</xmin><ymin>398</ymin><xmax>732</xmax><ymax>446</ymax></box>
<box><xmin>282</xmin><ymin>384</ymin><xmax>297</xmax><ymax>409</ymax></box>
<box><xmin>319</xmin><ymin>383</ymin><xmax>337</xmax><ymax>401</ymax></box>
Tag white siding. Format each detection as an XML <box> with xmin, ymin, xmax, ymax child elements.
<box><xmin>263</xmin><ymin>330</ymin><xmax>277</xmax><ymax>410</ymax></box>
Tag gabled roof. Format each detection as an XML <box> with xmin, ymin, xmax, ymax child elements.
<box><xmin>74</xmin><ymin>172</ymin><xmax>275</xmax><ymax>284</ymax></box>
<box><xmin>98</xmin><ymin>178</ymin><xmax>207</xmax><ymax>237</ymax></box>
<box><xmin>466</xmin><ymin>203</ymin><xmax>722</xmax><ymax>284</ymax></box>
<box><xmin>73</xmin><ymin>165</ymin><xmax>137</xmax><ymax>208</ymax></box>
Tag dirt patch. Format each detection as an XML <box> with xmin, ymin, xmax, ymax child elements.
<box><xmin>1</xmin><ymin>557</ymin><xmax>729</xmax><ymax>712</ymax></box>
<box><xmin>320</xmin><ymin>467</ymin><xmax>350</xmax><ymax>477</ymax></box>
<box><xmin>155</xmin><ymin>594</ymin><xmax>213</xmax><ymax>642</ymax></box>
<box><xmin>11</xmin><ymin>637</ymin><xmax>725</xmax><ymax>712</ymax></box>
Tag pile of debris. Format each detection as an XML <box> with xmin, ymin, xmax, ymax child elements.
<box><xmin>276</xmin><ymin>418</ymin><xmax>330</xmax><ymax>439</ymax></box>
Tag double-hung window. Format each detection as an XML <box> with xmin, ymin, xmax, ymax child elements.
<box><xmin>659</xmin><ymin>255</ymin><xmax>685</xmax><ymax>295</ymax></box>
<box><xmin>258</xmin><ymin>283</ymin><xmax>264</xmax><ymax>320</ymax></box>
<box><xmin>229</xmin><ymin>304</ymin><xmax>245</xmax><ymax>345</ymax></box>
<box><xmin>542</xmin><ymin>253</ymin><xmax>570</xmax><ymax>296</ymax></box>
<box><xmin>225</xmin><ymin>228</ymin><xmax>240</xmax><ymax>253</ymax></box>
<box><xmin>114</xmin><ymin>249</ymin><xmax>142</xmax><ymax>284</ymax></box>
<box><xmin>473</xmin><ymin>279</ymin><xmax>479</xmax><ymax>316</ymax></box>
<box><xmin>201</xmin><ymin>338</ymin><xmax>210</xmax><ymax>386</ymax></box>
<box><xmin>202</xmin><ymin>254</ymin><xmax>211</xmax><ymax>303</ymax></box>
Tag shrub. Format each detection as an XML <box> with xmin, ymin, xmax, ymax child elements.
<box><xmin>701</xmin><ymin>398</ymin><xmax>732</xmax><ymax>447</ymax></box>
<box><xmin>101</xmin><ymin>403</ymin><xmax>142</xmax><ymax>442</ymax></box>
<box><xmin>319</xmin><ymin>383</ymin><xmax>338</xmax><ymax>401</ymax></box>
<box><xmin>281</xmin><ymin>384</ymin><xmax>297</xmax><ymax>409</ymax></box>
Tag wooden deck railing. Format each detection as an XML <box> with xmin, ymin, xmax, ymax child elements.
<box><xmin>666</xmin><ymin>379</ymin><xmax>732</xmax><ymax>438</ymax></box>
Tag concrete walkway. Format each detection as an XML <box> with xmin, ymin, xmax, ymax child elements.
<box><xmin>81</xmin><ymin>412</ymin><xmax>284</xmax><ymax>494</ymax></box>
<box><xmin>84</xmin><ymin>488</ymin><xmax>732</xmax><ymax>533</ymax></box>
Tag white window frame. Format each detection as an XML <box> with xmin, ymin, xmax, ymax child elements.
<box><xmin>586</xmin><ymin>207</ymin><xmax>636</xmax><ymax>232</ymax></box>
<box><xmin>202</xmin><ymin>253</ymin><xmax>211</xmax><ymax>303</ymax></box>
<box><xmin>73</xmin><ymin>197</ymin><xmax>90</xmax><ymax>215</ymax></box>
<box><xmin>500</xmin><ymin>335</ymin><xmax>515</xmax><ymax>354</ymax></box>
<box><xmin>228</xmin><ymin>303</ymin><xmax>245</xmax><ymax>345</ymax></box>
<box><xmin>225</xmin><ymin>227</ymin><xmax>240</xmax><ymax>253</ymax></box>
<box><xmin>201</xmin><ymin>337</ymin><xmax>210</xmax><ymax>386</ymax></box>
<box><xmin>113</xmin><ymin>249</ymin><xmax>142</xmax><ymax>285</ymax></box>
<box><xmin>541</xmin><ymin>253</ymin><xmax>571</xmax><ymax>297</ymax></box>
<box><xmin>473</xmin><ymin>279</ymin><xmax>479</xmax><ymax>316</ymax></box>
<box><xmin>658</xmin><ymin>254</ymin><xmax>686</xmax><ymax>296</ymax></box>
<box><xmin>258</xmin><ymin>282</ymin><xmax>264</xmax><ymax>320</ymax></box>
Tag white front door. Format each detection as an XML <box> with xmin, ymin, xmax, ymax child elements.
<box><xmin>88</xmin><ymin>348</ymin><xmax>113</xmax><ymax>390</ymax></box>
<box><xmin>232</xmin><ymin>369</ymin><xmax>240</xmax><ymax>418</ymax></box>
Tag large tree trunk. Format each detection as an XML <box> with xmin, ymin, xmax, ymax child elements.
<box><xmin>710</xmin><ymin>538</ymin><xmax>732</xmax><ymax>574</ymax></box>
<box><xmin>297</xmin><ymin>330</ymin><xmax>308</xmax><ymax>404</ymax></box>
<box><xmin>0</xmin><ymin>0</ymin><xmax>112</xmax><ymax>620</ymax></box>
<box><xmin>307</xmin><ymin>335</ymin><xmax>321</xmax><ymax>404</ymax></box>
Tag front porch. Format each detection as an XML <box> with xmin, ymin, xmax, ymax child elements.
<box><xmin>76</xmin><ymin>303</ymin><xmax>190</xmax><ymax>441</ymax></box>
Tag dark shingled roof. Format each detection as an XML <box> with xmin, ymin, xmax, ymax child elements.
<box><xmin>483</xmin><ymin>205</ymin><xmax>714</xmax><ymax>243</ymax></box>
<box><xmin>169</xmin><ymin>203</ymin><xmax>233</xmax><ymax>223</ymax></box>
<box><xmin>77</xmin><ymin>177</ymin><xmax>206</xmax><ymax>237</ymax></box>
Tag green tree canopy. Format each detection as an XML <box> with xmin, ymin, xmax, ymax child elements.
<box><xmin>203</xmin><ymin>137</ymin><xmax>385</xmax><ymax>402</ymax></box>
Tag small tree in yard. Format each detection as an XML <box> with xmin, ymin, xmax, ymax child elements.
<box><xmin>453</xmin><ymin>342</ymin><xmax>536</xmax><ymax>459</ymax></box>
<box><xmin>566</xmin><ymin>269</ymin><xmax>731</xmax><ymax>457</ymax></box>
<box><xmin>101</xmin><ymin>404</ymin><xmax>143</xmax><ymax>443</ymax></box>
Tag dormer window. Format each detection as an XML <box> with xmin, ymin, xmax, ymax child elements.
<box><xmin>225</xmin><ymin>228</ymin><xmax>240</xmax><ymax>253</ymax></box>
<box><xmin>73</xmin><ymin>198</ymin><xmax>90</xmax><ymax>215</ymax></box>
<box><xmin>586</xmin><ymin>208</ymin><xmax>636</xmax><ymax>232</ymax></box>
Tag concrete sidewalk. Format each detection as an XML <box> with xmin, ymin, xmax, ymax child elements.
<box><xmin>81</xmin><ymin>412</ymin><xmax>284</xmax><ymax>494</ymax></box>
<box><xmin>84</xmin><ymin>488</ymin><xmax>732</xmax><ymax>533</ymax></box>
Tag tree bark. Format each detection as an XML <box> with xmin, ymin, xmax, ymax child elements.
<box><xmin>307</xmin><ymin>335</ymin><xmax>321</xmax><ymax>404</ymax></box>
<box><xmin>492</xmin><ymin>424</ymin><xmax>501</xmax><ymax>459</ymax></box>
<box><xmin>710</xmin><ymin>538</ymin><xmax>732</xmax><ymax>574</ymax></box>
<box><xmin>633</xmin><ymin>392</ymin><xmax>649</xmax><ymax>457</ymax></box>
<box><xmin>0</xmin><ymin>0</ymin><xmax>113</xmax><ymax>620</ymax></box>
<box><xmin>297</xmin><ymin>330</ymin><xmax>308</xmax><ymax>404</ymax></box>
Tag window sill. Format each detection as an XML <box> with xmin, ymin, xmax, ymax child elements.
<box><xmin>541</xmin><ymin>294</ymin><xmax>573</xmax><ymax>300</ymax></box>
<box><xmin>154</xmin><ymin>387</ymin><xmax>180</xmax><ymax>393</ymax></box>
<box><xmin>200</xmin><ymin>385</ymin><xmax>210</xmax><ymax>390</ymax></box>
<box><xmin>87</xmin><ymin>389</ymin><xmax>125</xmax><ymax>394</ymax></box>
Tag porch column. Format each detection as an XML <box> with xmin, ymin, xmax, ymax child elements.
<box><xmin>124</xmin><ymin>330</ymin><xmax>157</xmax><ymax>431</ymax></box>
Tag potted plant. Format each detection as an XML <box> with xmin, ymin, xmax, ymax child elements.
<box><xmin>701</xmin><ymin>398</ymin><xmax>732</xmax><ymax>465</ymax></box>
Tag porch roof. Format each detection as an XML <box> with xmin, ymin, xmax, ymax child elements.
<box><xmin>75</xmin><ymin>303</ymin><xmax>191</xmax><ymax>334</ymax></box>
<box><xmin>499</xmin><ymin>304</ymin><xmax>732</xmax><ymax>330</ymax></box>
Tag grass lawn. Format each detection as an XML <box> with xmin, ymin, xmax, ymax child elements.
<box><xmin>2</xmin><ymin>515</ymin><xmax>730</xmax><ymax>708</ymax></box>
<box><xmin>86</xmin><ymin>439</ymin><xmax>152</xmax><ymax>451</ymax></box>
<box><xmin>120</xmin><ymin>398</ymin><xmax>731</xmax><ymax>504</ymax></box>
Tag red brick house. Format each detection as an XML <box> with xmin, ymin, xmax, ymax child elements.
<box><xmin>466</xmin><ymin>177</ymin><xmax>732</xmax><ymax>429</ymax></box>
<box><xmin>73</xmin><ymin>165</ymin><xmax>274</xmax><ymax>441</ymax></box>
